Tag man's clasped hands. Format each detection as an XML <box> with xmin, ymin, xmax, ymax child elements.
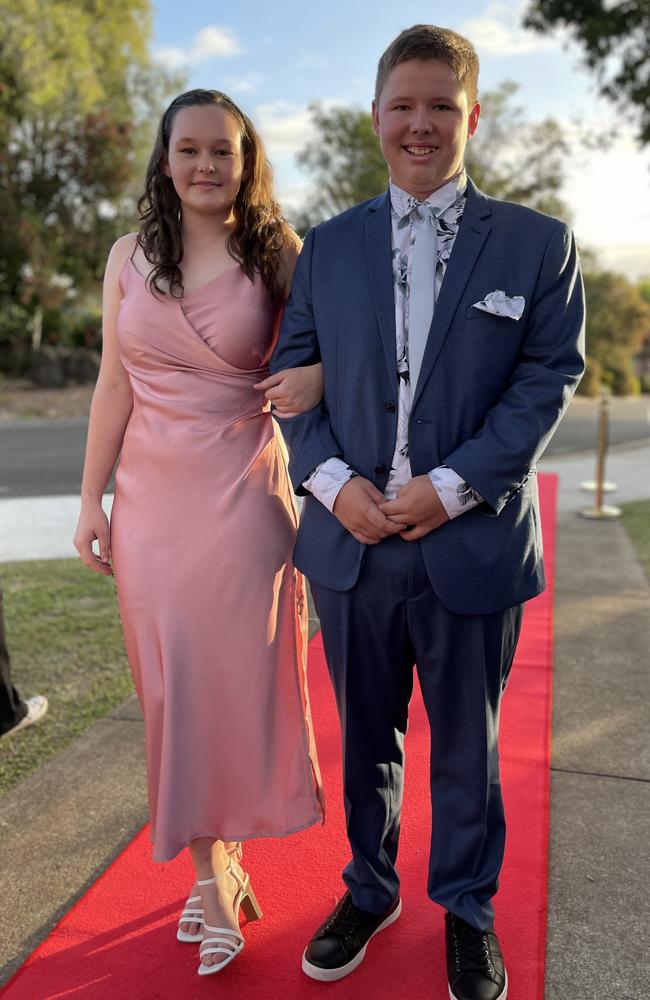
<box><xmin>333</xmin><ymin>474</ymin><xmax>449</xmax><ymax>545</ymax></box>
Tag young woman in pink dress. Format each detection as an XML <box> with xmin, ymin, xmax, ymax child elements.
<box><xmin>74</xmin><ymin>89</ymin><xmax>324</xmax><ymax>976</ymax></box>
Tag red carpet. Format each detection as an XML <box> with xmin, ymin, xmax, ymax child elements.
<box><xmin>2</xmin><ymin>474</ymin><xmax>557</xmax><ymax>1000</ymax></box>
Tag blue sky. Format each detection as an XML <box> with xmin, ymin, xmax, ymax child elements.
<box><xmin>151</xmin><ymin>0</ymin><xmax>650</xmax><ymax>278</ymax></box>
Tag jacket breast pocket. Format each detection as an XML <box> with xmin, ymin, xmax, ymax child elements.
<box><xmin>464</xmin><ymin>305</ymin><xmax>521</xmax><ymax>324</ymax></box>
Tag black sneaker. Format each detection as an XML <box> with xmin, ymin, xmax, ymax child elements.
<box><xmin>302</xmin><ymin>890</ymin><xmax>402</xmax><ymax>982</ymax></box>
<box><xmin>445</xmin><ymin>912</ymin><xmax>508</xmax><ymax>1000</ymax></box>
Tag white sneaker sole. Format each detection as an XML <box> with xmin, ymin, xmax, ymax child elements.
<box><xmin>301</xmin><ymin>898</ymin><xmax>402</xmax><ymax>982</ymax></box>
<box><xmin>449</xmin><ymin>968</ymin><xmax>508</xmax><ymax>1000</ymax></box>
<box><xmin>7</xmin><ymin>696</ymin><xmax>48</xmax><ymax>735</ymax></box>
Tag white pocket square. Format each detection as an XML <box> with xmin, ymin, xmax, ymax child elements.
<box><xmin>472</xmin><ymin>290</ymin><xmax>525</xmax><ymax>321</ymax></box>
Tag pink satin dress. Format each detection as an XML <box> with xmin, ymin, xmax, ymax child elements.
<box><xmin>110</xmin><ymin>258</ymin><xmax>324</xmax><ymax>862</ymax></box>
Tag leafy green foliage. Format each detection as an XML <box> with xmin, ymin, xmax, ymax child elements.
<box><xmin>294</xmin><ymin>103</ymin><xmax>388</xmax><ymax>230</ymax></box>
<box><xmin>621</xmin><ymin>500</ymin><xmax>650</xmax><ymax>584</ymax></box>
<box><xmin>524</xmin><ymin>0</ymin><xmax>650</xmax><ymax>144</ymax></box>
<box><xmin>0</xmin><ymin>0</ymin><xmax>183</xmax><ymax>364</ymax></box>
<box><xmin>579</xmin><ymin>267</ymin><xmax>650</xmax><ymax>394</ymax></box>
<box><xmin>578</xmin><ymin>356</ymin><xmax>602</xmax><ymax>397</ymax></box>
<box><xmin>465</xmin><ymin>81</ymin><xmax>572</xmax><ymax>221</ymax></box>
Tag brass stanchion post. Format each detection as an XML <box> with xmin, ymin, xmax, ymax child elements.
<box><xmin>580</xmin><ymin>389</ymin><xmax>621</xmax><ymax>519</ymax></box>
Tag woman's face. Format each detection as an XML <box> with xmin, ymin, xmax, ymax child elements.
<box><xmin>164</xmin><ymin>104</ymin><xmax>245</xmax><ymax>218</ymax></box>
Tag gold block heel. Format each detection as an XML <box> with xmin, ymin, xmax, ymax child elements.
<box><xmin>240</xmin><ymin>879</ymin><xmax>263</xmax><ymax>921</ymax></box>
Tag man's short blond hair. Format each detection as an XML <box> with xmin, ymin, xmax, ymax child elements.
<box><xmin>375</xmin><ymin>25</ymin><xmax>479</xmax><ymax>106</ymax></box>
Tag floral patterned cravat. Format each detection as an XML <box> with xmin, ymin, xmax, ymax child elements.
<box><xmin>404</xmin><ymin>202</ymin><xmax>439</xmax><ymax>393</ymax></box>
<box><xmin>395</xmin><ymin>189</ymin><xmax>466</xmax><ymax>394</ymax></box>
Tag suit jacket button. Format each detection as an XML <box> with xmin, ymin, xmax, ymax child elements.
<box><xmin>374</xmin><ymin>464</ymin><xmax>386</xmax><ymax>475</ymax></box>
<box><xmin>384</xmin><ymin>400</ymin><xmax>396</xmax><ymax>412</ymax></box>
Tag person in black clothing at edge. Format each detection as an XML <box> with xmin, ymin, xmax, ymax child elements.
<box><xmin>0</xmin><ymin>585</ymin><xmax>48</xmax><ymax>738</ymax></box>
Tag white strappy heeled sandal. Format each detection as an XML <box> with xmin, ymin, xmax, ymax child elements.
<box><xmin>176</xmin><ymin>844</ymin><xmax>242</xmax><ymax>943</ymax></box>
<box><xmin>177</xmin><ymin>890</ymin><xmax>204</xmax><ymax>943</ymax></box>
<box><xmin>197</xmin><ymin>859</ymin><xmax>263</xmax><ymax>975</ymax></box>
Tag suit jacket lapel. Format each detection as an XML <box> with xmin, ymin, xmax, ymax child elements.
<box><xmin>364</xmin><ymin>192</ymin><xmax>398</xmax><ymax>383</ymax></box>
<box><xmin>412</xmin><ymin>180</ymin><xmax>492</xmax><ymax>408</ymax></box>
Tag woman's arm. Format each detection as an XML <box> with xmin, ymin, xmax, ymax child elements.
<box><xmin>254</xmin><ymin>231</ymin><xmax>324</xmax><ymax>417</ymax></box>
<box><xmin>73</xmin><ymin>234</ymin><xmax>136</xmax><ymax>575</ymax></box>
<box><xmin>278</xmin><ymin>228</ymin><xmax>302</xmax><ymax>301</ymax></box>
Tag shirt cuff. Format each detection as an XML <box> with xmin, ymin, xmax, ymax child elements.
<box><xmin>303</xmin><ymin>458</ymin><xmax>358</xmax><ymax>513</ymax></box>
<box><xmin>428</xmin><ymin>465</ymin><xmax>483</xmax><ymax>519</ymax></box>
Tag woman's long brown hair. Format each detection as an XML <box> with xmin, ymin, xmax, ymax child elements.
<box><xmin>137</xmin><ymin>89</ymin><xmax>291</xmax><ymax>299</ymax></box>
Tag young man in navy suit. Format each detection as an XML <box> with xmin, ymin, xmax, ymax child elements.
<box><xmin>268</xmin><ymin>25</ymin><xmax>584</xmax><ymax>1000</ymax></box>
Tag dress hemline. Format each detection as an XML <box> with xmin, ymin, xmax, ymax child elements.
<box><xmin>150</xmin><ymin>809</ymin><xmax>324</xmax><ymax>863</ymax></box>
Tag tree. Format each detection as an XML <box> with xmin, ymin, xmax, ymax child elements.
<box><xmin>579</xmin><ymin>267</ymin><xmax>650</xmax><ymax>394</ymax></box>
<box><xmin>635</xmin><ymin>278</ymin><xmax>650</xmax><ymax>391</ymax></box>
<box><xmin>524</xmin><ymin>0</ymin><xmax>650</xmax><ymax>145</ymax></box>
<box><xmin>0</xmin><ymin>0</ymin><xmax>182</xmax><ymax>368</ymax></box>
<box><xmin>294</xmin><ymin>104</ymin><xmax>387</xmax><ymax>230</ymax></box>
<box><xmin>294</xmin><ymin>83</ymin><xmax>572</xmax><ymax>229</ymax></box>
<box><xmin>464</xmin><ymin>81</ymin><xmax>571</xmax><ymax>221</ymax></box>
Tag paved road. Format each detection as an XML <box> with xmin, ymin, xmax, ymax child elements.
<box><xmin>0</xmin><ymin>419</ymin><xmax>90</xmax><ymax>499</ymax></box>
<box><xmin>547</xmin><ymin>395</ymin><xmax>650</xmax><ymax>455</ymax></box>
<box><xmin>1</xmin><ymin>397</ymin><xmax>649</xmax><ymax>499</ymax></box>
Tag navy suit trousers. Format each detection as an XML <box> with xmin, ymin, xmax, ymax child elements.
<box><xmin>311</xmin><ymin>535</ymin><xmax>523</xmax><ymax>931</ymax></box>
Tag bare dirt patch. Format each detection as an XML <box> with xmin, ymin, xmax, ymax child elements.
<box><xmin>0</xmin><ymin>380</ymin><xmax>93</xmax><ymax>420</ymax></box>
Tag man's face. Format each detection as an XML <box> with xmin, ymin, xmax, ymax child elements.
<box><xmin>372</xmin><ymin>57</ymin><xmax>480</xmax><ymax>200</ymax></box>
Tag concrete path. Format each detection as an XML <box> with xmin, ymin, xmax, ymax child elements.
<box><xmin>546</xmin><ymin>511</ymin><xmax>650</xmax><ymax>998</ymax></box>
<box><xmin>0</xmin><ymin>448</ymin><xmax>649</xmax><ymax>997</ymax></box>
<box><xmin>539</xmin><ymin>441</ymin><xmax>650</xmax><ymax>512</ymax></box>
<box><xmin>0</xmin><ymin>494</ymin><xmax>112</xmax><ymax>562</ymax></box>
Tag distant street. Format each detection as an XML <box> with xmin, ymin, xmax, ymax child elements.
<box><xmin>1</xmin><ymin>418</ymin><xmax>91</xmax><ymax>499</ymax></box>
<box><xmin>1</xmin><ymin>397</ymin><xmax>649</xmax><ymax>499</ymax></box>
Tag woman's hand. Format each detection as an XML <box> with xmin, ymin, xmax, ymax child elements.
<box><xmin>254</xmin><ymin>363</ymin><xmax>324</xmax><ymax>418</ymax></box>
<box><xmin>74</xmin><ymin>502</ymin><xmax>113</xmax><ymax>576</ymax></box>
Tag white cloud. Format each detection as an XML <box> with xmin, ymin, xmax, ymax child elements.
<box><xmin>254</xmin><ymin>101</ymin><xmax>315</xmax><ymax>159</ymax></box>
<box><xmin>154</xmin><ymin>25</ymin><xmax>242</xmax><ymax>70</ymax></box>
<box><xmin>288</xmin><ymin>51</ymin><xmax>329</xmax><ymax>73</ymax></box>
<box><xmin>194</xmin><ymin>26</ymin><xmax>242</xmax><ymax>59</ymax></box>
<box><xmin>276</xmin><ymin>180</ymin><xmax>315</xmax><ymax>216</ymax></box>
<box><xmin>225</xmin><ymin>73</ymin><xmax>263</xmax><ymax>96</ymax></box>
<box><xmin>254</xmin><ymin>98</ymin><xmax>345</xmax><ymax>161</ymax></box>
<box><xmin>597</xmin><ymin>245</ymin><xmax>650</xmax><ymax>282</ymax></box>
<box><xmin>154</xmin><ymin>47</ymin><xmax>187</xmax><ymax>70</ymax></box>
<box><xmin>460</xmin><ymin>1</ymin><xmax>563</xmax><ymax>56</ymax></box>
<box><xmin>565</xmin><ymin>124</ymin><xmax>650</xmax><ymax>260</ymax></box>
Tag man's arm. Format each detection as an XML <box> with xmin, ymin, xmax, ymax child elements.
<box><xmin>443</xmin><ymin>221</ymin><xmax>585</xmax><ymax>514</ymax></box>
<box><xmin>271</xmin><ymin>228</ymin><xmax>400</xmax><ymax>545</ymax></box>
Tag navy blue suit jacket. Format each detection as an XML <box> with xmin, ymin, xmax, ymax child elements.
<box><xmin>271</xmin><ymin>180</ymin><xmax>585</xmax><ymax>614</ymax></box>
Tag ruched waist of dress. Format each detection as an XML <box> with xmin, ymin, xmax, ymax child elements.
<box><xmin>125</xmin><ymin>377</ymin><xmax>272</xmax><ymax>423</ymax></box>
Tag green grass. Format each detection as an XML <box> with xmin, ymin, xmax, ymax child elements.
<box><xmin>0</xmin><ymin>559</ymin><xmax>133</xmax><ymax>796</ymax></box>
<box><xmin>621</xmin><ymin>499</ymin><xmax>650</xmax><ymax>584</ymax></box>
